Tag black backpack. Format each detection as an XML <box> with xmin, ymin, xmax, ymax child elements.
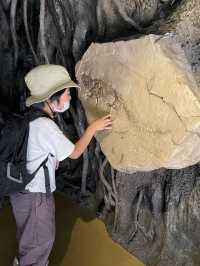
<box><xmin>0</xmin><ymin>109</ymin><xmax>52</xmax><ymax>197</ymax></box>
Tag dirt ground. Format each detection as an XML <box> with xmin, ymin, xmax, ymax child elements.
<box><xmin>0</xmin><ymin>193</ymin><xmax>144</xmax><ymax>266</ymax></box>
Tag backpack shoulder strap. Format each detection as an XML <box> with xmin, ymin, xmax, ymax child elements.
<box><xmin>25</xmin><ymin>108</ymin><xmax>53</xmax><ymax>122</ymax></box>
<box><xmin>24</xmin><ymin>108</ymin><xmax>54</xmax><ymax>194</ymax></box>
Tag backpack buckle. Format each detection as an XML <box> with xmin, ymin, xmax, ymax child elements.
<box><xmin>7</xmin><ymin>162</ymin><xmax>23</xmax><ymax>183</ymax></box>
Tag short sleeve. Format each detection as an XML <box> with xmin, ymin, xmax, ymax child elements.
<box><xmin>34</xmin><ymin>118</ymin><xmax>75</xmax><ymax>162</ymax></box>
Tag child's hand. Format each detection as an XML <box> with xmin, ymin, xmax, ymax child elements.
<box><xmin>89</xmin><ymin>114</ymin><xmax>112</xmax><ymax>132</ymax></box>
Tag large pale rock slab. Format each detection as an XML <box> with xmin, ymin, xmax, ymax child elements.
<box><xmin>76</xmin><ymin>35</ymin><xmax>200</xmax><ymax>172</ymax></box>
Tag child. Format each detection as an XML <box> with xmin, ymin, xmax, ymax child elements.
<box><xmin>11</xmin><ymin>64</ymin><xmax>112</xmax><ymax>266</ymax></box>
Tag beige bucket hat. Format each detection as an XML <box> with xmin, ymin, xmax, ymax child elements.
<box><xmin>25</xmin><ymin>64</ymin><xmax>80</xmax><ymax>107</ymax></box>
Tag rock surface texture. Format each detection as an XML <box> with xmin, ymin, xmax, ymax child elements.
<box><xmin>77</xmin><ymin>35</ymin><xmax>200</xmax><ymax>172</ymax></box>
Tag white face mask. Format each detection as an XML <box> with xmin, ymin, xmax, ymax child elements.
<box><xmin>53</xmin><ymin>100</ymin><xmax>70</xmax><ymax>113</ymax></box>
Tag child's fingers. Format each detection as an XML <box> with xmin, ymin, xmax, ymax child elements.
<box><xmin>104</xmin><ymin>118</ymin><xmax>112</xmax><ymax>123</ymax></box>
<box><xmin>103</xmin><ymin>114</ymin><xmax>111</xmax><ymax>120</ymax></box>
<box><xmin>105</xmin><ymin>119</ymin><xmax>112</xmax><ymax>123</ymax></box>
<box><xmin>104</xmin><ymin>121</ymin><xmax>112</xmax><ymax>126</ymax></box>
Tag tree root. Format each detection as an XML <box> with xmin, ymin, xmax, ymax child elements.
<box><xmin>137</xmin><ymin>221</ymin><xmax>155</xmax><ymax>241</ymax></box>
<box><xmin>111</xmin><ymin>167</ymin><xmax>119</xmax><ymax>233</ymax></box>
<box><xmin>95</xmin><ymin>143</ymin><xmax>119</xmax><ymax>232</ymax></box>
<box><xmin>70</xmin><ymin>99</ymin><xmax>89</xmax><ymax>196</ymax></box>
<box><xmin>39</xmin><ymin>0</ymin><xmax>49</xmax><ymax>63</ymax></box>
<box><xmin>23</xmin><ymin>0</ymin><xmax>39</xmax><ymax>65</ymax></box>
<box><xmin>128</xmin><ymin>189</ymin><xmax>144</xmax><ymax>242</ymax></box>
<box><xmin>127</xmin><ymin>187</ymin><xmax>155</xmax><ymax>242</ymax></box>
<box><xmin>10</xmin><ymin>0</ymin><xmax>18</xmax><ymax>66</ymax></box>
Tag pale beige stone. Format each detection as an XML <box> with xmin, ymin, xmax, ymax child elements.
<box><xmin>76</xmin><ymin>35</ymin><xmax>200</xmax><ymax>172</ymax></box>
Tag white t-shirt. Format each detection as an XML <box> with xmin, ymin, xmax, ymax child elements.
<box><xmin>25</xmin><ymin>117</ymin><xmax>75</xmax><ymax>193</ymax></box>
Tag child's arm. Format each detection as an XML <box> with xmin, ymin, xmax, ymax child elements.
<box><xmin>69</xmin><ymin>114</ymin><xmax>112</xmax><ymax>159</ymax></box>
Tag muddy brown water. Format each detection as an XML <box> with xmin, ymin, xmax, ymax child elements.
<box><xmin>0</xmin><ymin>193</ymin><xmax>144</xmax><ymax>266</ymax></box>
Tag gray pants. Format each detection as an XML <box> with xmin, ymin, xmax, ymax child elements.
<box><xmin>10</xmin><ymin>191</ymin><xmax>55</xmax><ymax>266</ymax></box>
